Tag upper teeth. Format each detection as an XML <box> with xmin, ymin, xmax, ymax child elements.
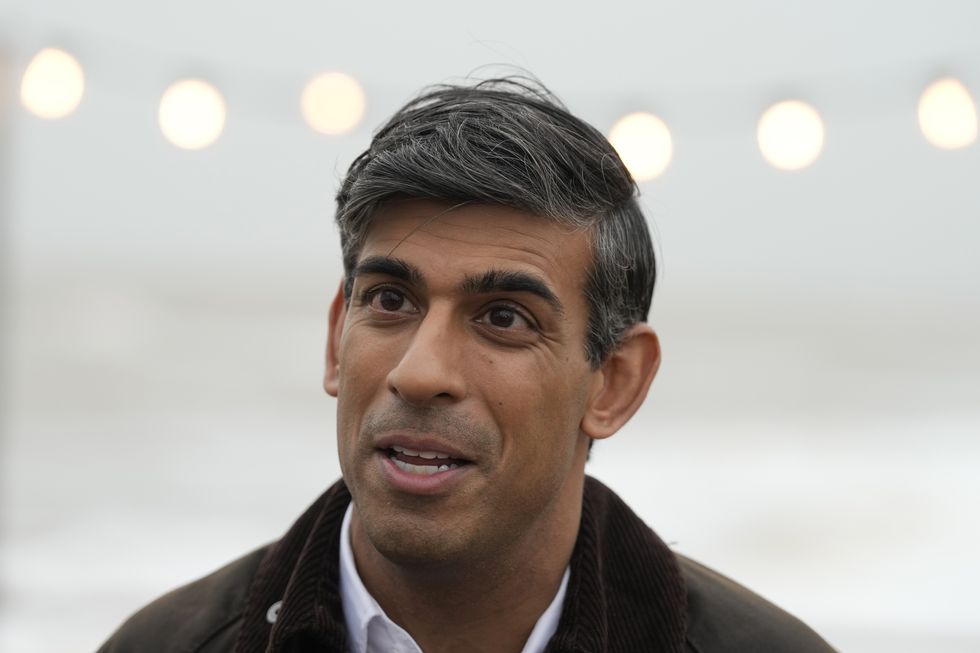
<box><xmin>391</xmin><ymin>445</ymin><xmax>450</xmax><ymax>459</ymax></box>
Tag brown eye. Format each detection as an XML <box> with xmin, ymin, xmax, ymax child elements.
<box><xmin>365</xmin><ymin>287</ymin><xmax>417</xmax><ymax>316</ymax></box>
<box><xmin>377</xmin><ymin>289</ymin><xmax>405</xmax><ymax>312</ymax></box>
<box><xmin>488</xmin><ymin>307</ymin><xmax>516</xmax><ymax>328</ymax></box>
<box><xmin>478</xmin><ymin>305</ymin><xmax>533</xmax><ymax>331</ymax></box>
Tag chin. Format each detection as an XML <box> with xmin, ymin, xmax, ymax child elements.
<box><xmin>364</xmin><ymin>515</ymin><xmax>474</xmax><ymax>570</ymax></box>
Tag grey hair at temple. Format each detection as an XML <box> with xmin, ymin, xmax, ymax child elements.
<box><xmin>334</xmin><ymin>77</ymin><xmax>657</xmax><ymax>366</ymax></box>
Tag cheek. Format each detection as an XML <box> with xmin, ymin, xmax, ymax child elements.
<box><xmin>335</xmin><ymin>330</ymin><xmax>395</xmax><ymax>444</ymax></box>
<box><xmin>482</xmin><ymin>352</ymin><xmax>590</xmax><ymax>458</ymax></box>
<box><xmin>338</xmin><ymin>326</ymin><xmax>396</xmax><ymax>396</ymax></box>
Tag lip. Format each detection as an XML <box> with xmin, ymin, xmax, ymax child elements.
<box><xmin>374</xmin><ymin>433</ymin><xmax>473</xmax><ymax>463</ymax></box>
<box><xmin>373</xmin><ymin>433</ymin><xmax>476</xmax><ymax>496</ymax></box>
<box><xmin>375</xmin><ymin>433</ymin><xmax>476</xmax><ymax>463</ymax></box>
<box><xmin>377</xmin><ymin>452</ymin><xmax>474</xmax><ymax>495</ymax></box>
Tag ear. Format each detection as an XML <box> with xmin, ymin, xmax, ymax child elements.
<box><xmin>581</xmin><ymin>324</ymin><xmax>661</xmax><ymax>440</ymax></box>
<box><xmin>323</xmin><ymin>281</ymin><xmax>348</xmax><ymax>397</ymax></box>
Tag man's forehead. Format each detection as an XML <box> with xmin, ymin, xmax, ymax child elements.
<box><xmin>360</xmin><ymin>199</ymin><xmax>588</xmax><ymax>264</ymax></box>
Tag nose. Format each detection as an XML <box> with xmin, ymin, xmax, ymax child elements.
<box><xmin>386</xmin><ymin>306</ymin><xmax>467</xmax><ymax>407</ymax></box>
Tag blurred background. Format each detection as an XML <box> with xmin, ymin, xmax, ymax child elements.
<box><xmin>1</xmin><ymin>1</ymin><xmax>978</xmax><ymax>651</ymax></box>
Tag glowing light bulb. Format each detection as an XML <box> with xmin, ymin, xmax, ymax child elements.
<box><xmin>158</xmin><ymin>79</ymin><xmax>226</xmax><ymax>150</ymax></box>
<box><xmin>609</xmin><ymin>112</ymin><xmax>673</xmax><ymax>181</ymax></box>
<box><xmin>918</xmin><ymin>78</ymin><xmax>977</xmax><ymax>149</ymax></box>
<box><xmin>757</xmin><ymin>100</ymin><xmax>825</xmax><ymax>171</ymax></box>
<box><xmin>301</xmin><ymin>72</ymin><xmax>366</xmax><ymax>135</ymax></box>
<box><xmin>20</xmin><ymin>48</ymin><xmax>85</xmax><ymax>119</ymax></box>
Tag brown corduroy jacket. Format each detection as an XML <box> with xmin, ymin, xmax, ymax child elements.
<box><xmin>98</xmin><ymin>477</ymin><xmax>836</xmax><ymax>653</ymax></box>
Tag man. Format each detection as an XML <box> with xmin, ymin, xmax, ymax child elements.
<box><xmin>99</xmin><ymin>78</ymin><xmax>836</xmax><ymax>652</ymax></box>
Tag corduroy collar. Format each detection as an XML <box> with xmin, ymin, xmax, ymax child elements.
<box><xmin>235</xmin><ymin>477</ymin><xmax>688</xmax><ymax>653</ymax></box>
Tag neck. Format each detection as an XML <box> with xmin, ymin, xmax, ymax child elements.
<box><xmin>350</xmin><ymin>474</ymin><xmax>584</xmax><ymax>653</ymax></box>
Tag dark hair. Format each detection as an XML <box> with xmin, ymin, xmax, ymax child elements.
<box><xmin>334</xmin><ymin>77</ymin><xmax>656</xmax><ymax>366</ymax></box>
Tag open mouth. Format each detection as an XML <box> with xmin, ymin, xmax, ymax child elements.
<box><xmin>385</xmin><ymin>444</ymin><xmax>471</xmax><ymax>476</ymax></box>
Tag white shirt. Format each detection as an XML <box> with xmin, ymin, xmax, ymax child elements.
<box><xmin>339</xmin><ymin>504</ymin><xmax>570</xmax><ymax>653</ymax></box>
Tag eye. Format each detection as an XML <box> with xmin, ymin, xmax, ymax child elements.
<box><xmin>477</xmin><ymin>305</ymin><xmax>535</xmax><ymax>331</ymax></box>
<box><xmin>364</xmin><ymin>287</ymin><xmax>418</xmax><ymax>315</ymax></box>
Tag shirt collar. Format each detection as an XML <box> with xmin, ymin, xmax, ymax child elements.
<box><xmin>235</xmin><ymin>477</ymin><xmax>689</xmax><ymax>653</ymax></box>
<box><xmin>339</xmin><ymin>504</ymin><xmax>419</xmax><ymax>653</ymax></box>
<box><xmin>338</xmin><ymin>503</ymin><xmax>570</xmax><ymax>653</ymax></box>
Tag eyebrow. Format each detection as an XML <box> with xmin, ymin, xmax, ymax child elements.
<box><xmin>461</xmin><ymin>269</ymin><xmax>565</xmax><ymax>315</ymax></box>
<box><xmin>353</xmin><ymin>256</ymin><xmax>564</xmax><ymax>315</ymax></box>
<box><xmin>353</xmin><ymin>255</ymin><xmax>425</xmax><ymax>287</ymax></box>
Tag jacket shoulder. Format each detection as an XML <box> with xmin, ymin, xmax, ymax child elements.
<box><xmin>97</xmin><ymin>545</ymin><xmax>271</xmax><ymax>653</ymax></box>
<box><xmin>677</xmin><ymin>555</ymin><xmax>837</xmax><ymax>653</ymax></box>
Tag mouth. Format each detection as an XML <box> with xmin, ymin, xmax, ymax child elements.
<box><xmin>384</xmin><ymin>444</ymin><xmax>472</xmax><ymax>476</ymax></box>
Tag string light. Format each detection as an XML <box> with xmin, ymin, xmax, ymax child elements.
<box><xmin>918</xmin><ymin>78</ymin><xmax>977</xmax><ymax>149</ymax></box>
<box><xmin>19</xmin><ymin>47</ymin><xmax>980</xmax><ymax>164</ymax></box>
<box><xmin>608</xmin><ymin>112</ymin><xmax>673</xmax><ymax>181</ymax></box>
<box><xmin>301</xmin><ymin>72</ymin><xmax>366</xmax><ymax>135</ymax></box>
<box><xmin>158</xmin><ymin>79</ymin><xmax>226</xmax><ymax>150</ymax></box>
<box><xmin>757</xmin><ymin>100</ymin><xmax>825</xmax><ymax>171</ymax></box>
<box><xmin>20</xmin><ymin>48</ymin><xmax>85</xmax><ymax>119</ymax></box>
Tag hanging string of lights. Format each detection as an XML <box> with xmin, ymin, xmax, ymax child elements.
<box><xmin>16</xmin><ymin>46</ymin><xmax>979</xmax><ymax>179</ymax></box>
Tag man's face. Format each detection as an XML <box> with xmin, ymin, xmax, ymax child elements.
<box><xmin>325</xmin><ymin>199</ymin><xmax>602</xmax><ymax>567</ymax></box>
